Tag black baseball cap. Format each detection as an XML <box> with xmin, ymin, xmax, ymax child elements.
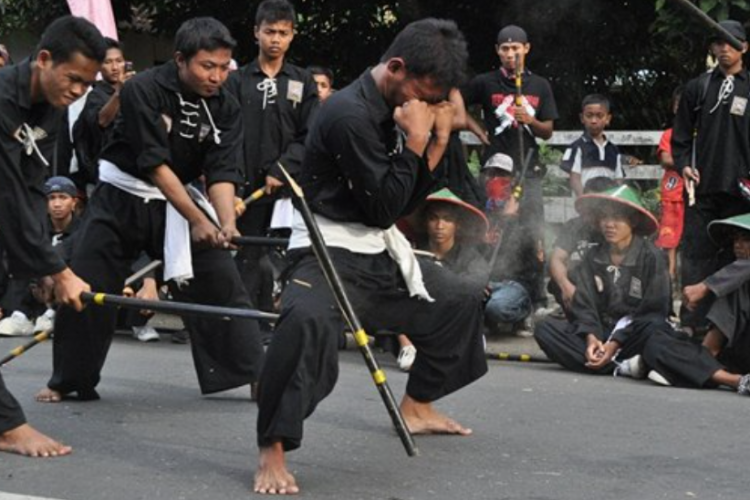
<box><xmin>496</xmin><ymin>25</ymin><xmax>528</xmax><ymax>45</ymax></box>
<box><xmin>710</xmin><ymin>20</ymin><xmax>747</xmax><ymax>43</ymax></box>
<box><xmin>44</xmin><ymin>176</ymin><xmax>78</xmax><ymax>197</ymax></box>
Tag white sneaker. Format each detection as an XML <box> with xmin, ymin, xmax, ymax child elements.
<box><xmin>0</xmin><ymin>311</ymin><xmax>34</xmax><ymax>336</ymax></box>
<box><xmin>616</xmin><ymin>355</ymin><xmax>647</xmax><ymax>379</ymax></box>
<box><xmin>397</xmin><ymin>345</ymin><xmax>417</xmax><ymax>372</ymax></box>
<box><xmin>132</xmin><ymin>325</ymin><xmax>160</xmax><ymax>342</ymax></box>
<box><xmin>647</xmin><ymin>370</ymin><xmax>672</xmax><ymax>386</ymax></box>
<box><xmin>33</xmin><ymin>309</ymin><xmax>55</xmax><ymax>332</ymax></box>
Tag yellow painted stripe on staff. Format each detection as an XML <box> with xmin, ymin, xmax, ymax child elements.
<box><xmin>354</xmin><ymin>329</ymin><xmax>369</xmax><ymax>347</ymax></box>
<box><xmin>10</xmin><ymin>346</ymin><xmax>24</xmax><ymax>356</ymax></box>
<box><xmin>372</xmin><ymin>369</ymin><xmax>386</xmax><ymax>385</ymax></box>
<box><xmin>94</xmin><ymin>293</ymin><xmax>106</xmax><ymax>305</ymax></box>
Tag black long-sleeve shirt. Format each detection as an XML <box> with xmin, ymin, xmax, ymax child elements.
<box><xmin>0</xmin><ymin>60</ymin><xmax>67</xmax><ymax>278</ymax></box>
<box><xmin>73</xmin><ymin>80</ymin><xmax>116</xmax><ymax>182</ymax></box>
<box><xmin>672</xmin><ymin>68</ymin><xmax>750</xmax><ymax>196</ymax></box>
<box><xmin>224</xmin><ymin>60</ymin><xmax>318</xmax><ymax>189</ymax></box>
<box><xmin>100</xmin><ymin>60</ymin><xmax>243</xmax><ymax>187</ymax></box>
<box><xmin>299</xmin><ymin>71</ymin><xmax>435</xmax><ymax>228</ymax></box>
<box><xmin>570</xmin><ymin>237</ymin><xmax>671</xmax><ymax>343</ymax></box>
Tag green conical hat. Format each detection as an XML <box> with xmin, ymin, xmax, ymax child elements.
<box><xmin>574</xmin><ymin>185</ymin><xmax>659</xmax><ymax>236</ymax></box>
<box><xmin>410</xmin><ymin>188</ymin><xmax>489</xmax><ymax>243</ymax></box>
<box><xmin>708</xmin><ymin>213</ymin><xmax>750</xmax><ymax>246</ymax></box>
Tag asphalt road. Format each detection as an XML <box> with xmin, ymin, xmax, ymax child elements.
<box><xmin>0</xmin><ymin>331</ymin><xmax>748</xmax><ymax>500</ymax></box>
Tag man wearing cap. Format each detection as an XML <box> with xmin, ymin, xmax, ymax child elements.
<box><xmin>672</xmin><ymin>19</ymin><xmax>750</xmax><ymax>335</ymax></box>
<box><xmin>534</xmin><ymin>185</ymin><xmax>672</xmax><ymax>375</ymax></box>
<box><xmin>461</xmin><ymin>24</ymin><xmax>558</xmax><ymax>312</ymax></box>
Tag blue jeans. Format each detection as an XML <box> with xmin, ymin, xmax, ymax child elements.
<box><xmin>485</xmin><ymin>280</ymin><xmax>532</xmax><ymax>324</ymax></box>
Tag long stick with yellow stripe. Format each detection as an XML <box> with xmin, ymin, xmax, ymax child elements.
<box><xmin>277</xmin><ymin>162</ymin><xmax>418</xmax><ymax>457</ymax></box>
<box><xmin>487</xmin><ymin>352</ymin><xmax>552</xmax><ymax>363</ymax></box>
<box><xmin>0</xmin><ymin>330</ymin><xmax>51</xmax><ymax>366</ymax></box>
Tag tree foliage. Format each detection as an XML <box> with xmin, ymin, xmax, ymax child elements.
<box><xmin>2</xmin><ymin>0</ymin><xmax>750</xmax><ymax>129</ymax></box>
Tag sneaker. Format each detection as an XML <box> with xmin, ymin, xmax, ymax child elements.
<box><xmin>170</xmin><ymin>329</ymin><xmax>189</xmax><ymax>344</ymax></box>
<box><xmin>647</xmin><ymin>370</ymin><xmax>672</xmax><ymax>386</ymax></box>
<box><xmin>33</xmin><ymin>309</ymin><xmax>55</xmax><ymax>332</ymax></box>
<box><xmin>514</xmin><ymin>316</ymin><xmax>534</xmax><ymax>338</ymax></box>
<box><xmin>737</xmin><ymin>374</ymin><xmax>750</xmax><ymax>396</ymax></box>
<box><xmin>615</xmin><ymin>355</ymin><xmax>647</xmax><ymax>379</ymax></box>
<box><xmin>132</xmin><ymin>325</ymin><xmax>160</xmax><ymax>342</ymax></box>
<box><xmin>397</xmin><ymin>345</ymin><xmax>417</xmax><ymax>372</ymax></box>
<box><xmin>0</xmin><ymin>311</ymin><xmax>34</xmax><ymax>337</ymax></box>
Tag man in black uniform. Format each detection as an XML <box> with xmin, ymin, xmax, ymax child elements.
<box><xmin>36</xmin><ymin>17</ymin><xmax>265</xmax><ymax>403</ymax></box>
<box><xmin>672</xmin><ymin>20</ymin><xmax>750</xmax><ymax>334</ymax></box>
<box><xmin>73</xmin><ymin>37</ymin><xmax>133</xmax><ymax>188</ymax></box>
<box><xmin>225</xmin><ymin>0</ymin><xmax>318</xmax><ymax>318</ymax></box>
<box><xmin>0</xmin><ymin>15</ymin><xmax>104</xmax><ymax>457</ymax></box>
<box><xmin>253</xmin><ymin>19</ymin><xmax>488</xmax><ymax>495</ymax></box>
<box><xmin>461</xmin><ymin>25</ymin><xmax>558</xmax><ymax>310</ymax></box>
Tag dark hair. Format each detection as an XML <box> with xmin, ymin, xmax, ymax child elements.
<box><xmin>581</xmin><ymin>93</ymin><xmax>611</xmax><ymax>112</ymax></box>
<box><xmin>175</xmin><ymin>17</ymin><xmax>236</xmax><ymax>61</ymax></box>
<box><xmin>308</xmin><ymin>65</ymin><xmax>333</xmax><ymax>85</ymax></box>
<box><xmin>583</xmin><ymin>176</ymin><xmax>618</xmax><ymax>194</ymax></box>
<box><xmin>256</xmin><ymin>0</ymin><xmax>296</xmax><ymax>27</ymax></box>
<box><xmin>380</xmin><ymin>18</ymin><xmax>468</xmax><ymax>90</ymax></box>
<box><xmin>104</xmin><ymin>37</ymin><xmax>121</xmax><ymax>51</ymax></box>
<box><xmin>36</xmin><ymin>16</ymin><xmax>107</xmax><ymax>64</ymax></box>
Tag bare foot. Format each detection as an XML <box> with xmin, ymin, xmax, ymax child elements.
<box><xmin>0</xmin><ymin>423</ymin><xmax>72</xmax><ymax>457</ymax></box>
<box><xmin>400</xmin><ymin>394</ymin><xmax>472</xmax><ymax>436</ymax></box>
<box><xmin>35</xmin><ymin>387</ymin><xmax>62</xmax><ymax>403</ymax></box>
<box><xmin>254</xmin><ymin>441</ymin><xmax>299</xmax><ymax>495</ymax></box>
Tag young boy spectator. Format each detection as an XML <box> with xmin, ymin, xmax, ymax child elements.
<box><xmin>534</xmin><ymin>185</ymin><xmax>671</xmax><ymax>374</ymax></box>
<box><xmin>560</xmin><ymin>94</ymin><xmax>636</xmax><ymax>197</ymax></box>
<box><xmin>654</xmin><ymin>87</ymin><xmax>685</xmax><ymax>281</ymax></box>
<box><xmin>308</xmin><ymin>65</ymin><xmax>334</xmax><ymax>102</ymax></box>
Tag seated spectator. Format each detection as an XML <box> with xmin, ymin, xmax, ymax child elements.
<box><xmin>481</xmin><ymin>153</ymin><xmax>538</xmax><ymax>336</ymax></box>
<box><xmin>0</xmin><ymin>177</ymin><xmax>80</xmax><ymax>336</ymax></box>
<box><xmin>560</xmin><ymin>94</ymin><xmax>639</xmax><ymax>197</ymax></box>
<box><xmin>547</xmin><ymin>177</ymin><xmax>617</xmax><ymax>318</ymax></box>
<box><xmin>534</xmin><ymin>185</ymin><xmax>672</xmax><ymax>374</ymax></box>
<box><xmin>397</xmin><ymin>188</ymin><xmax>489</xmax><ymax>370</ymax></box>
<box><xmin>639</xmin><ymin>213</ymin><xmax>750</xmax><ymax>394</ymax></box>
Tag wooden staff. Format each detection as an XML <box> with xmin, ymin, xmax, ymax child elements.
<box><xmin>242</xmin><ymin>188</ymin><xmax>266</xmax><ymax>206</ymax></box>
<box><xmin>276</xmin><ymin>162</ymin><xmax>419</xmax><ymax>457</ymax></box>
<box><xmin>81</xmin><ymin>292</ymin><xmax>279</xmax><ymax>322</ymax></box>
<box><xmin>231</xmin><ymin>236</ymin><xmax>289</xmax><ymax>247</ymax></box>
<box><xmin>514</xmin><ymin>53</ymin><xmax>526</xmax><ymax>176</ymax></box>
<box><xmin>668</xmin><ymin>0</ymin><xmax>744</xmax><ymax>51</ymax></box>
<box><xmin>487</xmin><ymin>351</ymin><xmax>553</xmax><ymax>364</ymax></box>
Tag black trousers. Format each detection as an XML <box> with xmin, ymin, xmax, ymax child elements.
<box><xmin>640</xmin><ymin>329</ymin><xmax>723</xmax><ymax>388</ymax></box>
<box><xmin>256</xmin><ymin>249</ymin><xmax>488</xmax><ymax>451</ymax></box>
<box><xmin>47</xmin><ymin>183</ymin><xmax>264</xmax><ymax>397</ymax></box>
<box><xmin>680</xmin><ymin>193</ymin><xmax>749</xmax><ymax>328</ymax></box>
<box><xmin>0</xmin><ymin>372</ymin><xmax>26</xmax><ymax>434</ymax></box>
<box><xmin>534</xmin><ymin>317</ymin><xmax>668</xmax><ymax>374</ymax></box>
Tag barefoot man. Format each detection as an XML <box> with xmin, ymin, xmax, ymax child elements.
<box><xmin>0</xmin><ymin>15</ymin><xmax>105</xmax><ymax>457</ymax></box>
<box><xmin>254</xmin><ymin>18</ymin><xmax>488</xmax><ymax>494</ymax></box>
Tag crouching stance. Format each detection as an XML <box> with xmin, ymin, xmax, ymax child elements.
<box><xmin>254</xmin><ymin>19</ymin><xmax>488</xmax><ymax>495</ymax></box>
<box><xmin>534</xmin><ymin>185</ymin><xmax>672</xmax><ymax>373</ymax></box>
<box><xmin>37</xmin><ymin>18</ymin><xmax>264</xmax><ymax>403</ymax></box>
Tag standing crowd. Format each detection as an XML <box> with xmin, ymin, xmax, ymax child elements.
<box><xmin>1</xmin><ymin>2</ymin><xmax>750</xmax><ymax>496</ymax></box>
